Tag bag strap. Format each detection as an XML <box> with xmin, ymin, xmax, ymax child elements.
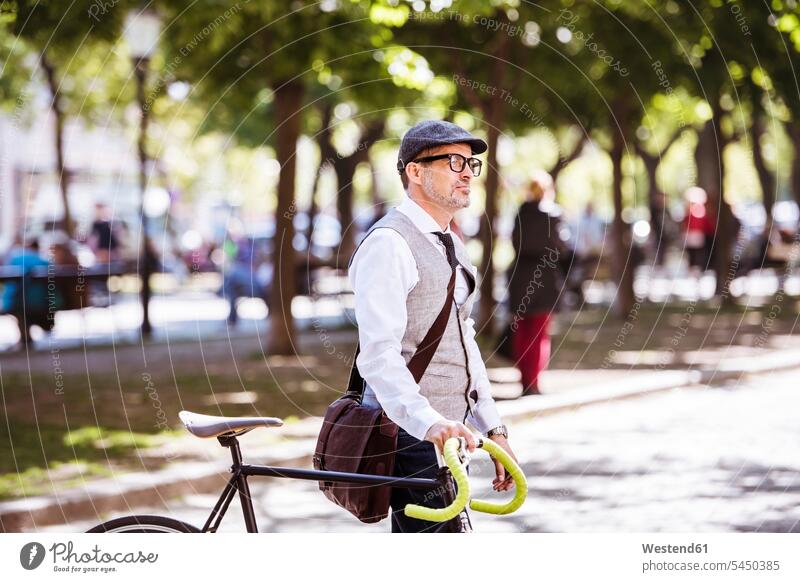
<box><xmin>347</xmin><ymin>267</ymin><xmax>457</xmax><ymax>400</ymax></box>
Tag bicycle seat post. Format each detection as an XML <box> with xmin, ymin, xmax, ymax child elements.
<box><xmin>216</xmin><ymin>432</ymin><xmax>259</xmax><ymax>532</ymax></box>
<box><xmin>217</xmin><ymin>433</ymin><xmax>244</xmax><ymax>469</ymax></box>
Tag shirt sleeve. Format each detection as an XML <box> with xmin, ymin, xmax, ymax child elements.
<box><xmin>348</xmin><ymin>229</ymin><xmax>446</xmax><ymax>441</ymax></box>
<box><xmin>462</xmin><ymin>267</ymin><xmax>504</xmax><ymax>435</ymax></box>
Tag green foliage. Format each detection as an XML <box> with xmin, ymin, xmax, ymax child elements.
<box><xmin>0</xmin><ymin>18</ymin><xmax>31</xmax><ymax>108</ymax></box>
<box><xmin>6</xmin><ymin>0</ymin><xmax>134</xmax><ymax>123</ymax></box>
<box><xmin>1</xmin><ymin>0</ymin><xmax>798</xmax><ymax>209</ymax></box>
<box><xmin>156</xmin><ymin>2</ymin><xmax>387</xmax><ymax>144</ymax></box>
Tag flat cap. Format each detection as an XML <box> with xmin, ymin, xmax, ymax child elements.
<box><xmin>396</xmin><ymin>120</ymin><xmax>487</xmax><ymax>174</ymax></box>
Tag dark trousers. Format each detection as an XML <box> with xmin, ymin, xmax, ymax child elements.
<box><xmin>389</xmin><ymin>428</ymin><xmax>466</xmax><ymax>533</ymax></box>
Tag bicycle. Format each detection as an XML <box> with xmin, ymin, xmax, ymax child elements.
<box><xmin>87</xmin><ymin>410</ymin><xmax>527</xmax><ymax>533</ymax></box>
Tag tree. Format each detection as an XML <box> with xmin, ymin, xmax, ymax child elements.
<box><xmin>635</xmin><ymin>128</ymin><xmax>684</xmax><ymax>239</ymax></box>
<box><xmin>302</xmin><ymin>46</ymin><xmax>424</xmax><ymax>263</ymax></box>
<box><xmin>751</xmin><ymin>8</ymin><xmax>800</xmax><ymax>210</ymax></box>
<box><xmin>157</xmin><ymin>0</ymin><xmax>398</xmax><ymax>354</ymax></box>
<box><xmin>665</xmin><ymin>1</ymin><xmax>765</xmax><ymax>300</ymax></box>
<box><xmin>393</xmin><ymin>1</ymin><xmax>575</xmax><ymax>329</ymax></box>
<box><xmin>10</xmin><ymin>0</ymin><xmax>129</xmax><ymax>239</ymax></box>
<box><xmin>541</xmin><ymin>0</ymin><xmax>678</xmax><ymax>315</ymax></box>
<box><xmin>0</xmin><ymin>16</ymin><xmax>31</xmax><ymax>108</ymax></box>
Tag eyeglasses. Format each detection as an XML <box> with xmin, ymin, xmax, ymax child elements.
<box><xmin>412</xmin><ymin>153</ymin><xmax>483</xmax><ymax>177</ymax></box>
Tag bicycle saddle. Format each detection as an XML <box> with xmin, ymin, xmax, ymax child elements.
<box><xmin>179</xmin><ymin>410</ymin><xmax>283</xmax><ymax>438</ymax></box>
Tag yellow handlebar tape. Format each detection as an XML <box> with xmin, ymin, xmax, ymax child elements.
<box><xmin>403</xmin><ymin>436</ymin><xmax>528</xmax><ymax>522</ymax></box>
<box><xmin>469</xmin><ymin>437</ymin><xmax>528</xmax><ymax>515</ymax></box>
<box><xmin>403</xmin><ymin>438</ymin><xmax>470</xmax><ymax>522</ymax></box>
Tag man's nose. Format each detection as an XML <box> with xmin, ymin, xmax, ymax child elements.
<box><xmin>458</xmin><ymin>165</ymin><xmax>473</xmax><ymax>181</ymax></box>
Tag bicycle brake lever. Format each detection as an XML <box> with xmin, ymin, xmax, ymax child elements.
<box><xmin>456</xmin><ymin>436</ymin><xmax>471</xmax><ymax>464</ymax></box>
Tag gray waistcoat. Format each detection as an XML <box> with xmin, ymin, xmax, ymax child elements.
<box><xmin>352</xmin><ymin>208</ymin><xmax>479</xmax><ymax>422</ymax></box>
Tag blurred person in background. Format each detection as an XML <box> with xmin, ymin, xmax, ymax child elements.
<box><xmin>1</xmin><ymin>237</ymin><xmax>52</xmax><ymax>345</ymax></box>
<box><xmin>88</xmin><ymin>203</ymin><xmax>124</xmax><ymax>302</ymax></box>
<box><xmin>507</xmin><ymin>170</ymin><xmax>566</xmax><ymax>397</ymax></box>
<box><xmin>49</xmin><ymin>237</ymin><xmax>89</xmax><ymax>311</ymax></box>
<box><xmin>221</xmin><ymin>232</ymin><xmax>264</xmax><ymax>325</ymax></box>
<box><xmin>683</xmin><ymin>187</ymin><xmax>712</xmax><ymax>277</ymax></box>
<box><xmin>89</xmin><ymin>203</ymin><xmax>122</xmax><ymax>263</ymax></box>
<box><xmin>649</xmin><ymin>190</ymin><xmax>676</xmax><ymax>270</ymax></box>
<box><xmin>575</xmin><ymin>200</ymin><xmax>606</xmax><ymax>278</ymax></box>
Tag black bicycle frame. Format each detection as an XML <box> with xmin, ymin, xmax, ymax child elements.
<box><xmin>202</xmin><ymin>433</ymin><xmax>462</xmax><ymax>533</ymax></box>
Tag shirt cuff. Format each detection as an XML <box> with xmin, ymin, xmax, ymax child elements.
<box><xmin>467</xmin><ymin>400</ymin><xmax>503</xmax><ymax>436</ymax></box>
<box><xmin>401</xmin><ymin>407</ymin><xmax>446</xmax><ymax>442</ymax></box>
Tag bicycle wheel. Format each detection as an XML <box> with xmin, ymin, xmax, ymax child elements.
<box><xmin>86</xmin><ymin>515</ymin><xmax>201</xmax><ymax>533</ymax></box>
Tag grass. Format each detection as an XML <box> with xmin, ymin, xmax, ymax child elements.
<box><xmin>0</xmin><ymin>338</ymin><xmax>356</xmax><ymax>500</ymax></box>
<box><xmin>0</xmin><ymin>422</ymin><xmax>176</xmax><ymax>499</ymax></box>
<box><xmin>0</xmin><ymin>463</ymin><xmax>113</xmax><ymax>500</ymax></box>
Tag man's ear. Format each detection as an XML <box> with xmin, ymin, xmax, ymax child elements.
<box><xmin>406</xmin><ymin>162</ymin><xmax>423</xmax><ymax>186</ymax></box>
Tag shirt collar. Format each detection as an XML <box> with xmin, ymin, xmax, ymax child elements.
<box><xmin>396</xmin><ymin>195</ymin><xmax>451</xmax><ymax>235</ymax></box>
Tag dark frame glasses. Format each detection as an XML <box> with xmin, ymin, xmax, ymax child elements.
<box><xmin>412</xmin><ymin>153</ymin><xmax>483</xmax><ymax>177</ymax></box>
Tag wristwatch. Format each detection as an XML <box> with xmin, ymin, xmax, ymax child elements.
<box><xmin>487</xmin><ymin>424</ymin><xmax>508</xmax><ymax>439</ymax></box>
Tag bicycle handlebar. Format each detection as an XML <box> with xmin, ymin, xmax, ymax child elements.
<box><xmin>469</xmin><ymin>437</ymin><xmax>528</xmax><ymax>515</ymax></box>
<box><xmin>403</xmin><ymin>438</ymin><xmax>471</xmax><ymax>522</ymax></box>
<box><xmin>403</xmin><ymin>436</ymin><xmax>528</xmax><ymax>522</ymax></box>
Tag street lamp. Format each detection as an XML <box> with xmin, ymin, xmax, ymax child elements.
<box><xmin>124</xmin><ymin>8</ymin><xmax>161</xmax><ymax>337</ymax></box>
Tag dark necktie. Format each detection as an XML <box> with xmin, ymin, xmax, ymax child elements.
<box><xmin>433</xmin><ymin>231</ymin><xmax>458</xmax><ymax>271</ymax></box>
<box><xmin>434</xmin><ymin>231</ymin><xmax>476</xmax><ymax>295</ymax></box>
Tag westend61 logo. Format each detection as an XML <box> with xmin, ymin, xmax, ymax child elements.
<box><xmin>20</xmin><ymin>541</ymin><xmax>158</xmax><ymax>574</ymax></box>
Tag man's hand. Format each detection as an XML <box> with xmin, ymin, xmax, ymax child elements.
<box><xmin>424</xmin><ymin>420</ymin><xmax>476</xmax><ymax>454</ymax></box>
<box><xmin>489</xmin><ymin>435</ymin><xmax>518</xmax><ymax>492</ymax></box>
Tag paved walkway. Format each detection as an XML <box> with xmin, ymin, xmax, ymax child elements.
<box><xmin>27</xmin><ymin>367</ymin><xmax>800</xmax><ymax>533</ymax></box>
<box><xmin>3</xmin><ymin>343</ymin><xmax>800</xmax><ymax>532</ymax></box>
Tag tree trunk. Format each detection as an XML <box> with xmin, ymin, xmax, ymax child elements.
<box><xmin>334</xmin><ymin>157</ymin><xmax>358</xmax><ymax>264</ymax></box>
<box><xmin>637</xmin><ymin>129</ymin><xmax>683</xmax><ymax>237</ymax></box>
<box><xmin>41</xmin><ymin>54</ymin><xmax>74</xmax><ymax>238</ymax></box>
<box><xmin>267</xmin><ymin>80</ymin><xmax>304</xmax><ymax>355</ymax></box>
<box><xmin>475</xmin><ymin>30</ymin><xmax>513</xmax><ymax>333</ymax></box>
<box><xmin>751</xmin><ymin>113</ymin><xmax>776</xmax><ymax>237</ymax></box>
<box><xmin>695</xmin><ymin>102</ymin><xmax>733</xmax><ymax>298</ymax></box>
<box><xmin>331</xmin><ymin>119</ymin><xmax>384</xmax><ymax>267</ymax></box>
<box><xmin>306</xmin><ymin>159</ymin><xmax>322</xmax><ymax>249</ymax></box>
<box><xmin>308</xmin><ymin>102</ymin><xmax>337</xmax><ymax>247</ymax></box>
<box><xmin>787</xmin><ymin>122</ymin><xmax>800</xmax><ymax>209</ymax></box>
<box><xmin>610</xmin><ymin>100</ymin><xmax>636</xmax><ymax>317</ymax></box>
<box><xmin>369</xmin><ymin>160</ymin><xmax>383</xmax><ymax>218</ymax></box>
<box><xmin>476</xmin><ymin>107</ymin><xmax>503</xmax><ymax>332</ymax></box>
<box><xmin>695</xmin><ymin>117</ymin><xmax>722</xmax><ymax>198</ymax></box>
<box><xmin>550</xmin><ymin>137</ymin><xmax>584</xmax><ymax>183</ymax></box>
<box><xmin>134</xmin><ymin>59</ymin><xmax>153</xmax><ymax>336</ymax></box>
<box><xmin>639</xmin><ymin>149</ymin><xmax>673</xmax><ymax>268</ymax></box>
<box><xmin>640</xmin><ymin>150</ymin><xmax>660</xmax><ymax>230</ymax></box>
<box><xmin>307</xmin><ymin>103</ymin><xmax>335</xmax><ymax>248</ymax></box>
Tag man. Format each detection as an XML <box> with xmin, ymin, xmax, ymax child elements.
<box><xmin>89</xmin><ymin>203</ymin><xmax>120</xmax><ymax>263</ymax></box>
<box><xmin>349</xmin><ymin>120</ymin><xmax>518</xmax><ymax>533</ymax></box>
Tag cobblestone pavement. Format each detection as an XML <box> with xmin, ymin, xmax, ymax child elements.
<box><xmin>40</xmin><ymin>369</ymin><xmax>800</xmax><ymax>533</ymax></box>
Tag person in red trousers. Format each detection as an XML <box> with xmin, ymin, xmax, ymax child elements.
<box><xmin>507</xmin><ymin>171</ymin><xmax>566</xmax><ymax>396</ymax></box>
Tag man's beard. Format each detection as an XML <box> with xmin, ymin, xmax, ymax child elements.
<box><xmin>422</xmin><ymin>171</ymin><xmax>471</xmax><ymax>209</ymax></box>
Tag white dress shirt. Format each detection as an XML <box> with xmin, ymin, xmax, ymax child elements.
<box><xmin>348</xmin><ymin>195</ymin><xmax>503</xmax><ymax>441</ymax></box>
